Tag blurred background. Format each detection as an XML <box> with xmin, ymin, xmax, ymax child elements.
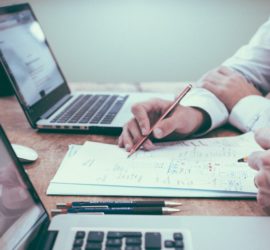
<box><xmin>1</xmin><ymin>0</ymin><xmax>270</xmax><ymax>83</ymax></box>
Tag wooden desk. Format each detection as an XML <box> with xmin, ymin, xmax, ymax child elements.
<box><xmin>0</xmin><ymin>82</ymin><xmax>267</xmax><ymax>216</ymax></box>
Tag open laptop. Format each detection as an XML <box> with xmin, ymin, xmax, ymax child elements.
<box><xmin>0</xmin><ymin>3</ymin><xmax>173</xmax><ymax>134</ymax></box>
<box><xmin>1</xmin><ymin>125</ymin><xmax>270</xmax><ymax>250</ymax></box>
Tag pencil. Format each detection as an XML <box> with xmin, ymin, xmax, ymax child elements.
<box><xmin>237</xmin><ymin>156</ymin><xmax>248</xmax><ymax>163</ymax></box>
<box><xmin>127</xmin><ymin>84</ymin><xmax>192</xmax><ymax>158</ymax></box>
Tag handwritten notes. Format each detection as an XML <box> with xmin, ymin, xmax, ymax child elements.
<box><xmin>51</xmin><ymin>132</ymin><xmax>261</xmax><ymax>193</ymax></box>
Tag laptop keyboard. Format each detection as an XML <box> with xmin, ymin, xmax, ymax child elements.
<box><xmin>72</xmin><ymin>229</ymin><xmax>191</xmax><ymax>250</ymax></box>
<box><xmin>51</xmin><ymin>94</ymin><xmax>128</xmax><ymax>125</ymax></box>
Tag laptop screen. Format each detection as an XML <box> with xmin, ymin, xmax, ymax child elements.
<box><xmin>0</xmin><ymin>127</ymin><xmax>47</xmax><ymax>249</ymax></box>
<box><xmin>0</xmin><ymin>7</ymin><xmax>64</xmax><ymax>107</ymax></box>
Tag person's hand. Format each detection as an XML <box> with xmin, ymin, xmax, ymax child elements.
<box><xmin>248</xmin><ymin>127</ymin><xmax>270</xmax><ymax>212</ymax></box>
<box><xmin>118</xmin><ymin>98</ymin><xmax>210</xmax><ymax>151</ymax></box>
<box><xmin>198</xmin><ymin>66</ymin><xmax>262</xmax><ymax>111</ymax></box>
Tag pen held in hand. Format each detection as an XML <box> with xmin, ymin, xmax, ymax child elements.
<box><xmin>127</xmin><ymin>84</ymin><xmax>192</xmax><ymax>158</ymax></box>
<box><xmin>237</xmin><ymin>156</ymin><xmax>248</xmax><ymax>163</ymax></box>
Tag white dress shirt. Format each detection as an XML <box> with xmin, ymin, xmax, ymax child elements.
<box><xmin>181</xmin><ymin>88</ymin><xmax>228</xmax><ymax>134</ymax></box>
<box><xmin>223</xmin><ymin>16</ymin><xmax>270</xmax><ymax>132</ymax></box>
<box><xmin>183</xmin><ymin>16</ymin><xmax>270</xmax><ymax>134</ymax></box>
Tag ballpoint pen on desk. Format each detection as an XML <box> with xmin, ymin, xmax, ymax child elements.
<box><xmin>51</xmin><ymin>207</ymin><xmax>180</xmax><ymax>216</ymax></box>
<box><xmin>56</xmin><ymin>200</ymin><xmax>182</xmax><ymax>208</ymax></box>
<box><xmin>127</xmin><ymin>84</ymin><xmax>192</xmax><ymax>158</ymax></box>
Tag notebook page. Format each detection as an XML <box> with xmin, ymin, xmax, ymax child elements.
<box><xmin>51</xmin><ymin>133</ymin><xmax>261</xmax><ymax>193</ymax></box>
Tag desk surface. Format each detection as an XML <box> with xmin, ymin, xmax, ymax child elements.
<box><xmin>0</xmin><ymin>82</ymin><xmax>267</xmax><ymax>216</ymax></box>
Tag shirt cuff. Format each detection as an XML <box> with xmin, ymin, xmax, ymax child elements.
<box><xmin>181</xmin><ymin>88</ymin><xmax>229</xmax><ymax>135</ymax></box>
<box><xmin>229</xmin><ymin>95</ymin><xmax>270</xmax><ymax>132</ymax></box>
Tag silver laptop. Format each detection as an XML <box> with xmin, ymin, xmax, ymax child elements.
<box><xmin>0</xmin><ymin>3</ymin><xmax>173</xmax><ymax>134</ymax></box>
<box><xmin>1</xmin><ymin>125</ymin><xmax>270</xmax><ymax>250</ymax></box>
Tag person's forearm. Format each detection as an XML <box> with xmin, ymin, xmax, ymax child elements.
<box><xmin>192</xmin><ymin>108</ymin><xmax>211</xmax><ymax>134</ymax></box>
<box><xmin>222</xmin><ymin>17</ymin><xmax>270</xmax><ymax>95</ymax></box>
<box><xmin>181</xmin><ymin>87</ymin><xmax>229</xmax><ymax>135</ymax></box>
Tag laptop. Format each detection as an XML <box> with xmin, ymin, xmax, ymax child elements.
<box><xmin>1</xmin><ymin>125</ymin><xmax>270</xmax><ymax>250</ymax></box>
<box><xmin>0</xmin><ymin>3</ymin><xmax>173</xmax><ymax>134</ymax></box>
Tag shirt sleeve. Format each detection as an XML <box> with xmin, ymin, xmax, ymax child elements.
<box><xmin>229</xmin><ymin>95</ymin><xmax>270</xmax><ymax>132</ymax></box>
<box><xmin>181</xmin><ymin>87</ymin><xmax>229</xmax><ymax>135</ymax></box>
<box><xmin>222</xmin><ymin>17</ymin><xmax>270</xmax><ymax>95</ymax></box>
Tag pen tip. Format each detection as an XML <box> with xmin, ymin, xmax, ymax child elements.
<box><xmin>237</xmin><ymin>157</ymin><xmax>248</xmax><ymax>163</ymax></box>
<box><xmin>163</xmin><ymin>207</ymin><xmax>180</xmax><ymax>214</ymax></box>
<box><xmin>165</xmin><ymin>201</ymin><xmax>182</xmax><ymax>206</ymax></box>
<box><xmin>127</xmin><ymin>150</ymin><xmax>135</xmax><ymax>158</ymax></box>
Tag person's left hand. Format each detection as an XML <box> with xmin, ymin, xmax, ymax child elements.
<box><xmin>248</xmin><ymin>127</ymin><xmax>270</xmax><ymax>213</ymax></box>
<box><xmin>198</xmin><ymin>66</ymin><xmax>262</xmax><ymax>111</ymax></box>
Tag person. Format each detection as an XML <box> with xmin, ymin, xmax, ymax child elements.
<box><xmin>118</xmin><ymin>16</ymin><xmax>270</xmax><ymax>149</ymax></box>
<box><xmin>248</xmin><ymin>127</ymin><xmax>270</xmax><ymax>212</ymax></box>
<box><xmin>197</xmin><ymin>15</ymin><xmax>270</xmax><ymax>132</ymax></box>
<box><xmin>118</xmin><ymin>17</ymin><xmax>270</xmax><ymax>208</ymax></box>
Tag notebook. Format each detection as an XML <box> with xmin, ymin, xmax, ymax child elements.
<box><xmin>0</xmin><ymin>125</ymin><xmax>270</xmax><ymax>250</ymax></box>
<box><xmin>0</xmin><ymin>3</ymin><xmax>173</xmax><ymax>134</ymax></box>
<box><xmin>48</xmin><ymin>132</ymin><xmax>261</xmax><ymax>198</ymax></box>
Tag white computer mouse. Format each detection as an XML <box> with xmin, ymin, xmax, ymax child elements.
<box><xmin>12</xmin><ymin>144</ymin><xmax>38</xmax><ymax>164</ymax></box>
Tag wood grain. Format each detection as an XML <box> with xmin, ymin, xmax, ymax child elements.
<box><xmin>0</xmin><ymin>82</ymin><xmax>267</xmax><ymax>217</ymax></box>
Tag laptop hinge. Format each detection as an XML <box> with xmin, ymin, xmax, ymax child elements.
<box><xmin>41</xmin><ymin>94</ymin><xmax>72</xmax><ymax>119</ymax></box>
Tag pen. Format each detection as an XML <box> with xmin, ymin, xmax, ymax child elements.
<box><xmin>51</xmin><ymin>207</ymin><xmax>180</xmax><ymax>215</ymax></box>
<box><xmin>237</xmin><ymin>156</ymin><xmax>248</xmax><ymax>163</ymax></box>
<box><xmin>127</xmin><ymin>84</ymin><xmax>192</xmax><ymax>158</ymax></box>
<box><xmin>56</xmin><ymin>201</ymin><xmax>182</xmax><ymax>208</ymax></box>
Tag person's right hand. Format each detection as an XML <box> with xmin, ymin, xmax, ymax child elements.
<box><xmin>118</xmin><ymin>98</ymin><xmax>210</xmax><ymax>151</ymax></box>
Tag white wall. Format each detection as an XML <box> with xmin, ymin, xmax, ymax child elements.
<box><xmin>1</xmin><ymin>0</ymin><xmax>270</xmax><ymax>83</ymax></box>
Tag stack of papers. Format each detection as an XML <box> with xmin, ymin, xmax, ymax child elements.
<box><xmin>47</xmin><ymin>133</ymin><xmax>261</xmax><ymax>198</ymax></box>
